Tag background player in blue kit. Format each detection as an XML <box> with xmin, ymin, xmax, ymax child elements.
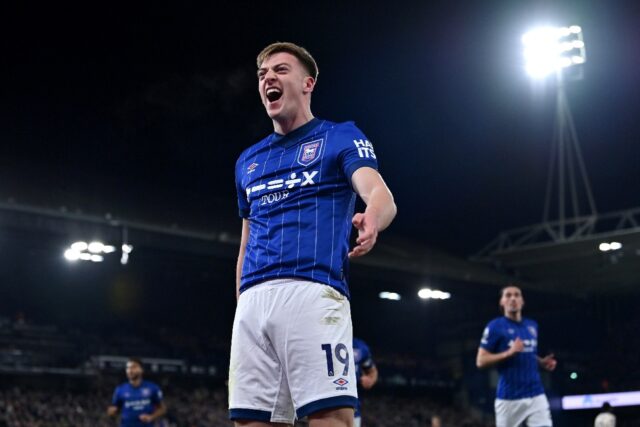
<box><xmin>352</xmin><ymin>338</ymin><xmax>378</xmax><ymax>427</ymax></box>
<box><xmin>476</xmin><ymin>285</ymin><xmax>557</xmax><ymax>427</ymax></box>
<box><xmin>107</xmin><ymin>358</ymin><xmax>166</xmax><ymax>426</ymax></box>
<box><xmin>228</xmin><ymin>42</ymin><xmax>397</xmax><ymax>427</ymax></box>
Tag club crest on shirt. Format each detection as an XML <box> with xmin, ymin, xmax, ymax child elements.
<box><xmin>528</xmin><ymin>326</ymin><xmax>537</xmax><ymax>337</ymax></box>
<box><xmin>508</xmin><ymin>328</ymin><xmax>515</xmax><ymax>334</ymax></box>
<box><xmin>297</xmin><ymin>139</ymin><xmax>324</xmax><ymax>166</ymax></box>
<box><xmin>142</xmin><ymin>388</ymin><xmax>150</xmax><ymax>397</ymax></box>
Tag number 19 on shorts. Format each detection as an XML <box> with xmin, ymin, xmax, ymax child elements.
<box><xmin>321</xmin><ymin>343</ymin><xmax>350</xmax><ymax>377</ymax></box>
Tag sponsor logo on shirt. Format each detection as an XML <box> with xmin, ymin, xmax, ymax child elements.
<box><xmin>353</xmin><ymin>139</ymin><xmax>376</xmax><ymax>159</ymax></box>
<box><xmin>481</xmin><ymin>327</ymin><xmax>490</xmax><ymax>345</ymax></box>
<box><xmin>246</xmin><ymin>171</ymin><xmax>319</xmax><ymax>206</ymax></box>
<box><xmin>124</xmin><ymin>398</ymin><xmax>151</xmax><ymax>410</ymax></box>
<box><xmin>508</xmin><ymin>338</ymin><xmax>538</xmax><ymax>352</ymax></box>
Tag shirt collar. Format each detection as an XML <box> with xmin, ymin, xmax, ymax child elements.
<box><xmin>271</xmin><ymin>118</ymin><xmax>321</xmax><ymax>148</ymax></box>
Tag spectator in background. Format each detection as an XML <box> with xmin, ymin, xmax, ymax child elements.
<box><xmin>594</xmin><ymin>402</ymin><xmax>616</xmax><ymax>427</ymax></box>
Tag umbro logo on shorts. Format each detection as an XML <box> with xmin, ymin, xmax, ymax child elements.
<box><xmin>333</xmin><ymin>378</ymin><xmax>349</xmax><ymax>386</ymax></box>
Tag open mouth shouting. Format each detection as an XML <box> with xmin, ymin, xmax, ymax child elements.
<box><xmin>266</xmin><ymin>87</ymin><xmax>283</xmax><ymax>104</ymax></box>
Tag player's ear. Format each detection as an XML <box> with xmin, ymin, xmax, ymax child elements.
<box><xmin>303</xmin><ymin>76</ymin><xmax>315</xmax><ymax>94</ymax></box>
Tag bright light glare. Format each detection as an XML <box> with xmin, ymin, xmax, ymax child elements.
<box><xmin>558</xmin><ymin>27</ymin><xmax>571</xmax><ymax>37</ymax></box>
<box><xmin>571</xmin><ymin>56</ymin><xmax>586</xmax><ymax>64</ymax></box>
<box><xmin>88</xmin><ymin>241</ymin><xmax>104</xmax><ymax>253</ymax></box>
<box><xmin>600</xmin><ymin>242</ymin><xmax>623</xmax><ymax>252</ymax></box>
<box><xmin>379</xmin><ymin>292</ymin><xmax>401</xmax><ymax>301</ymax></box>
<box><xmin>599</xmin><ymin>243</ymin><xmax>611</xmax><ymax>252</ymax></box>
<box><xmin>64</xmin><ymin>249</ymin><xmax>80</xmax><ymax>261</ymax></box>
<box><xmin>418</xmin><ymin>288</ymin><xmax>451</xmax><ymax>300</ymax></box>
<box><xmin>122</xmin><ymin>244</ymin><xmax>134</xmax><ymax>254</ymax></box>
<box><xmin>569</xmin><ymin>25</ymin><xmax>582</xmax><ymax>34</ymax></box>
<box><xmin>102</xmin><ymin>245</ymin><xmax>116</xmax><ymax>253</ymax></box>
<box><xmin>522</xmin><ymin>25</ymin><xmax>586</xmax><ymax>78</ymax></box>
<box><xmin>71</xmin><ymin>241</ymin><xmax>88</xmax><ymax>251</ymax></box>
<box><xmin>90</xmin><ymin>254</ymin><xmax>104</xmax><ymax>262</ymax></box>
<box><xmin>79</xmin><ymin>253</ymin><xmax>92</xmax><ymax>260</ymax></box>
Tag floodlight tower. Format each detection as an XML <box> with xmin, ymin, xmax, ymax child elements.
<box><xmin>522</xmin><ymin>26</ymin><xmax>595</xmax><ymax>241</ymax></box>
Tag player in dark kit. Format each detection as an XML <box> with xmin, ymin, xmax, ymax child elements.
<box><xmin>476</xmin><ymin>285</ymin><xmax>557</xmax><ymax>427</ymax></box>
<box><xmin>352</xmin><ymin>338</ymin><xmax>378</xmax><ymax>427</ymax></box>
<box><xmin>229</xmin><ymin>42</ymin><xmax>397</xmax><ymax>427</ymax></box>
<box><xmin>107</xmin><ymin>358</ymin><xmax>166</xmax><ymax>426</ymax></box>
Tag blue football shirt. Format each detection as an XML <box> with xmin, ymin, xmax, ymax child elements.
<box><xmin>353</xmin><ymin>337</ymin><xmax>375</xmax><ymax>417</ymax></box>
<box><xmin>480</xmin><ymin>316</ymin><xmax>545</xmax><ymax>399</ymax></box>
<box><xmin>235</xmin><ymin>118</ymin><xmax>379</xmax><ymax>298</ymax></box>
<box><xmin>111</xmin><ymin>380</ymin><xmax>163</xmax><ymax>426</ymax></box>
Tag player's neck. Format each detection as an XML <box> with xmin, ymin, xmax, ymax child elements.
<box><xmin>129</xmin><ymin>378</ymin><xmax>143</xmax><ymax>387</ymax></box>
<box><xmin>505</xmin><ymin>312</ymin><xmax>522</xmax><ymax>322</ymax></box>
<box><xmin>273</xmin><ymin>109</ymin><xmax>314</xmax><ymax>135</ymax></box>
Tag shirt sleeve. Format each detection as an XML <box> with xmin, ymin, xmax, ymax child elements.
<box><xmin>152</xmin><ymin>385</ymin><xmax>163</xmax><ymax>404</ymax></box>
<box><xmin>479</xmin><ymin>322</ymin><xmax>500</xmax><ymax>353</ymax></box>
<box><xmin>235</xmin><ymin>156</ymin><xmax>250</xmax><ymax>218</ymax></box>
<box><xmin>111</xmin><ymin>387</ymin><xmax>122</xmax><ymax>407</ymax></box>
<box><xmin>335</xmin><ymin>122</ymin><xmax>379</xmax><ymax>183</ymax></box>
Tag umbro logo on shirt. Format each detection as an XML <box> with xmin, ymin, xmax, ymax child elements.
<box><xmin>247</xmin><ymin>163</ymin><xmax>259</xmax><ymax>173</ymax></box>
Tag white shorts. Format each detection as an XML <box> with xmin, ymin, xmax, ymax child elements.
<box><xmin>228</xmin><ymin>279</ymin><xmax>358</xmax><ymax>424</ymax></box>
<box><xmin>354</xmin><ymin>415</ymin><xmax>361</xmax><ymax>427</ymax></box>
<box><xmin>495</xmin><ymin>394</ymin><xmax>552</xmax><ymax>427</ymax></box>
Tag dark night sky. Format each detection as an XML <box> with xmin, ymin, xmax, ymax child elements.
<box><xmin>2</xmin><ymin>0</ymin><xmax>639</xmax><ymax>256</ymax></box>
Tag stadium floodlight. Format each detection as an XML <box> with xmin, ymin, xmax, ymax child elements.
<box><xmin>121</xmin><ymin>244</ymin><xmax>133</xmax><ymax>265</ymax></box>
<box><xmin>88</xmin><ymin>241</ymin><xmax>105</xmax><ymax>253</ymax></box>
<box><xmin>71</xmin><ymin>241</ymin><xmax>88</xmax><ymax>251</ymax></box>
<box><xmin>64</xmin><ymin>249</ymin><xmax>81</xmax><ymax>261</ymax></box>
<box><xmin>522</xmin><ymin>25</ymin><xmax>586</xmax><ymax>79</ymax></box>
<box><xmin>599</xmin><ymin>241</ymin><xmax>623</xmax><ymax>252</ymax></box>
<box><xmin>378</xmin><ymin>291</ymin><xmax>401</xmax><ymax>301</ymax></box>
<box><xmin>64</xmin><ymin>240</ymin><xmax>122</xmax><ymax>263</ymax></box>
<box><xmin>609</xmin><ymin>241</ymin><xmax>622</xmax><ymax>251</ymax></box>
<box><xmin>417</xmin><ymin>288</ymin><xmax>451</xmax><ymax>300</ymax></box>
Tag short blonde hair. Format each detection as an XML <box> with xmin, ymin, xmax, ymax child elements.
<box><xmin>257</xmin><ymin>42</ymin><xmax>319</xmax><ymax>80</ymax></box>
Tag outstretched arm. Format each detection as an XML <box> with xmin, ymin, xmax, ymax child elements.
<box><xmin>349</xmin><ymin>167</ymin><xmax>396</xmax><ymax>258</ymax></box>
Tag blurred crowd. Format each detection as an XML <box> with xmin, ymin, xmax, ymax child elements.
<box><xmin>0</xmin><ymin>385</ymin><xmax>488</xmax><ymax>427</ymax></box>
